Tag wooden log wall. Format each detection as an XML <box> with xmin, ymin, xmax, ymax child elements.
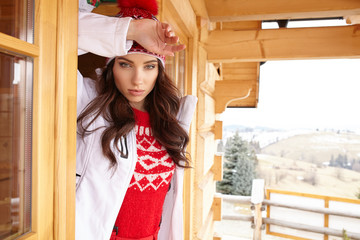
<box><xmin>194</xmin><ymin>44</ymin><xmax>217</xmax><ymax>239</ymax></box>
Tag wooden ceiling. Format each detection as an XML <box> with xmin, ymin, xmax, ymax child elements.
<box><xmin>204</xmin><ymin>0</ymin><xmax>360</xmax><ymax>22</ymax></box>
<box><xmin>190</xmin><ymin>0</ymin><xmax>360</xmax><ymax>109</ymax></box>
<box><xmin>192</xmin><ymin>0</ymin><xmax>360</xmax><ymax>63</ymax></box>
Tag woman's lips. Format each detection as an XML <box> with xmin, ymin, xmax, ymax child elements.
<box><xmin>128</xmin><ymin>89</ymin><xmax>144</xmax><ymax>96</ymax></box>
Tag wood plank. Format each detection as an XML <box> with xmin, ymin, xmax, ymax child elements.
<box><xmin>263</xmin><ymin>199</ymin><xmax>360</xmax><ymax>219</ymax></box>
<box><xmin>33</xmin><ymin>0</ymin><xmax>57</xmax><ymax>238</ymax></box>
<box><xmin>0</xmin><ymin>33</ymin><xmax>39</xmax><ymax>57</ymax></box>
<box><xmin>214</xmin><ymin>80</ymin><xmax>257</xmax><ymax>113</ymax></box>
<box><xmin>206</xmin><ymin>25</ymin><xmax>360</xmax><ymax>62</ymax></box>
<box><xmin>222</xmin><ymin>62</ymin><xmax>257</xmax><ymax>71</ymax></box>
<box><xmin>189</xmin><ymin>0</ymin><xmax>208</xmax><ymax>19</ymax></box>
<box><xmin>225</xmin><ymin>96</ymin><xmax>258</xmax><ymax>110</ymax></box>
<box><xmin>198</xmin><ymin>92</ymin><xmax>216</xmax><ymax>130</ymax></box>
<box><xmin>222</xmin><ymin>74</ymin><xmax>257</xmax><ymax>81</ymax></box>
<box><xmin>16</xmin><ymin>232</ymin><xmax>36</xmax><ymax>240</ymax></box>
<box><xmin>264</xmin><ymin>218</ymin><xmax>360</xmax><ymax>239</ymax></box>
<box><xmin>253</xmin><ymin>203</ymin><xmax>263</xmax><ymax>240</ymax></box>
<box><xmin>195</xmin><ymin>173</ymin><xmax>216</xmax><ymax>237</ymax></box>
<box><xmin>163</xmin><ymin>0</ymin><xmax>197</xmax><ymax>37</ymax></box>
<box><xmin>53</xmin><ymin>0</ymin><xmax>77</xmax><ymax>239</ymax></box>
<box><xmin>221</xmin><ymin>21</ymin><xmax>261</xmax><ymax>30</ymax></box>
<box><xmin>183</xmin><ymin>29</ymin><xmax>198</xmax><ymax>240</ymax></box>
<box><xmin>223</xmin><ymin>68</ymin><xmax>258</xmax><ymax>75</ymax></box>
<box><xmin>196</xmin><ymin>210</ymin><xmax>215</xmax><ymax>239</ymax></box>
<box><xmin>205</xmin><ymin>0</ymin><xmax>360</xmax><ymax>22</ymax></box>
<box><xmin>197</xmin><ymin>131</ymin><xmax>215</xmax><ymax>176</ymax></box>
<box><xmin>211</xmin><ymin>155</ymin><xmax>223</xmax><ymax>181</ymax></box>
<box><xmin>212</xmin><ymin>197</ymin><xmax>222</xmax><ymax>221</ymax></box>
<box><xmin>221</xmin><ymin>62</ymin><xmax>259</xmax><ymax>80</ymax></box>
<box><xmin>214</xmin><ymin>121</ymin><xmax>223</xmax><ymax>140</ymax></box>
<box><xmin>197</xmin><ymin>46</ymin><xmax>216</xmax><ymax>130</ymax></box>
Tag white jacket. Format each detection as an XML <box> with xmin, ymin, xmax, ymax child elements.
<box><xmin>76</xmin><ymin>12</ymin><xmax>197</xmax><ymax>240</ymax></box>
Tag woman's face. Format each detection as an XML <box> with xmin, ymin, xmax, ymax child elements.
<box><xmin>113</xmin><ymin>54</ymin><xmax>159</xmax><ymax>111</ymax></box>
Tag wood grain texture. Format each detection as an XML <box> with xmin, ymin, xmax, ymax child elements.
<box><xmin>205</xmin><ymin>0</ymin><xmax>360</xmax><ymax>22</ymax></box>
<box><xmin>206</xmin><ymin>25</ymin><xmax>360</xmax><ymax>62</ymax></box>
<box><xmin>53</xmin><ymin>0</ymin><xmax>78</xmax><ymax>239</ymax></box>
<box><xmin>32</xmin><ymin>0</ymin><xmax>57</xmax><ymax>238</ymax></box>
<box><xmin>0</xmin><ymin>33</ymin><xmax>39</xmax><ymax>57</ymax></box>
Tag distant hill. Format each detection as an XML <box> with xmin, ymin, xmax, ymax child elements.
<box><xmin>261</xmin><ymin>131</ymin><xmax>360</xmax><ymax>165</ymax></box>
<box><xmin>256</xmin><ymin>154</ymin><xmax>360</xmax><ymax>199</ymax></box>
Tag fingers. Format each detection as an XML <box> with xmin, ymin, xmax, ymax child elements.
<box><xmin>162</xmin><ymin>44</ymin><xmax>186</xmax><ymax>56</ymax></box>
<box><xmin>156</xmin><ymin>22</ymin><xmax>186</xmax><ymax>56</ymax></box>
<box><xmin>165</xmin><ymin>35</ymin><xmax>179</xmax><ymax>45</ymax></box>
<box><xmin>161</xmin><ymin>22</ymin><xmax>176</xmax><ymax>38</ymax></box>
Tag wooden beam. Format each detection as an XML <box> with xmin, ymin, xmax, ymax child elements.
<box><xmin>33</xmin><ymin>0</ymin><xmax>57</xmax><ymax>238</ymax></box>
<box><xmin>214</xmin><ymin>80</ymin><xmax>257</xmax><ymax>113</ymax></box>
<box><xmin>54</xmin><ymin>0</ymin><xmax>77</xmax><ymax>239</ymax></box>
<box><xmin>221</xmin><ymin>21</ymin><xmax>261</xmax><ymax>30</ymax></box>
<box><xmin>163</xmin><ymin>0</ymin><xmax>197</xmax><ymax>37</ymax></box>
<box><xmin>0</xmin><ymin>33</ymin><xmax>39</xmax><ymax>57</ymax></box>
<box><xmin>189</xmin><ymin>0</ymin><xmax>208</xmax><ymax>19</ymax></box>
<box><xmin>212</xmin><ymin>197</ymin><xmax>222</xmax><ymax>221</ymax></box>
<box><xmin>264</xmin><ymin>218</ymin><xmax>360</xmax><ymax>239</ymax></box>
<box><xmin>222</xmin><ymin>62</ymin><xmax>258</xmax><ymax>80</ymax></box>
<box><xmin>205</xmin><ymin>0</ymin><xmax>360</xmax><ymax>22</ymax></box>
<box><xmin>205</xmin><ymin>25</ymin><xmax>360</xmax><ymax>63</ymax></box>
<box><xmin>214</xmin><ymin>121</ymin><xmax>223</xmax><ymax>140</ymax></box>
<box><xmin>211</xmin><ymin>155</ymin><xmax>223</xmax><ymax>181</ymax></box>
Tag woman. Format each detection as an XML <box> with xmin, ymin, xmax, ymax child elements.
<box><xmin>76</xmin><ymin>1</ymin><xmax>197</xmax><ymax>239</ymax></box>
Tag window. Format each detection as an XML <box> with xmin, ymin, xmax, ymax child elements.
<box><xmin>0</xmin><ymin>1</ymin><xmax>33</xmax><ymax>239</ymax></box>
<box><xmin>0</xmin><ymin>52</ymin><xmax>32</xmax><ymax>239</ymax></box>
<box><xmin>1</xmin><ymin>0</ymin><xmax>77</xmax><ymax>239</ymax></box>
<box><xmin>165</xmin><ymin>43</ymin><xmax>186</xmax><ymax>95</ymax></box>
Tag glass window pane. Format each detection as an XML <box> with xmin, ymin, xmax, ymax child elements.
<box><xmin>177</xmin><ymin>50</ymin><xmax>186</xmax><ymax>95</ymax></box>
<box><xmin>165</xmin><ymin>56</ymin><xmax>176</xmax><ymax>85</ymax></box>
<box><xmin>165</xmin><ymin>52</ymin><xmax>186</xmax><ymax>95</ymax></box>
<box><xmin>0</xmin><ymin>0</ymin><xmax>34</xmax><ymax>43</ymax></box>
<box><xmin>0</xmin><ymin>50</ymin><xmax>32</xmax><ymax>239</ymax></box>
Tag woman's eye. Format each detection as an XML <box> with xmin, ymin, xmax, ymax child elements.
<box><xmin>119</xmin><ymin>62</ymin><xmax>131</xmax><ymax>68</ymax></box>
<box><xmin>145</xmin><ymin>64</ymin><xmax>156</xmax><ymax>70</ymax></box>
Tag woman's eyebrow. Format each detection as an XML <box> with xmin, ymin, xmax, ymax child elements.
<box><xmin>117</xmin><ymin>57</ymin><xmax>133</xmax><ymax>63</ymax></box>
<box><xmin>116</xmin><ymin>57</ymin><xmax>158</xmax><ymax>64</ymax></box>
<box><xmin>144</xmin><ymin>60</ymin><xmax>158</xmax><ymax>64</ymax></box>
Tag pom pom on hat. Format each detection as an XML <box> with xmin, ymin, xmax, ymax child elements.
<box><xmin>117</xmin><ymin>0</ymin><xmax>158</xmax><ymax>16</ymax></box>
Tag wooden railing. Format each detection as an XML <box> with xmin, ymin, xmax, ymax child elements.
<box><xmin>214</xmin><ymin>179</ymin><xmax>360</xmax><ymax>240</ymax></box>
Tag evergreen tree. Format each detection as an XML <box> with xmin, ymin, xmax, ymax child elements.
<box><xmin>329</xmin><ymin>155</ymin><xmax>335</xmax><ymax>166</ymax></box>
<box><xmin>216</xmin><ymin>131</ymin><xmax>256</xmax><ymax>195</ymax></box>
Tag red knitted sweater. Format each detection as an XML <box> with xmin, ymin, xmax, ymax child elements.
<box><xmin>114</xmin><ymin>108</ymin><xmax>175</xmax><ymax>238</ymax></box>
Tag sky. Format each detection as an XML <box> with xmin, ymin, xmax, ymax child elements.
<box><xmin>220</xmin><ymin>59</ymin><xmax>360</xmax><ymax>131</ymax></box>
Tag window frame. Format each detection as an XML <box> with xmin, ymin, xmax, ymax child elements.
<box><xmin>0</xmin><ymin>0</ymin><xmax>77</xmax><ymax>239</ymax></box>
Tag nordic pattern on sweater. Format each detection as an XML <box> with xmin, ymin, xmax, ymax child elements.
<box><xmin>114</xmin><ymin>108</ymin><xmax>175</xmax><ymax>238</ymax></box>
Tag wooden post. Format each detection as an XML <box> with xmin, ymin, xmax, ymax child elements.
<box><xmin>251</xmin><ymin>179</ymin><xmax>265</xmax><ymax>240</ymax></box>
<box><xmin>324</xmin><ymin>198</ymin><xmax>329</xmax><ymax>240</ymax></box>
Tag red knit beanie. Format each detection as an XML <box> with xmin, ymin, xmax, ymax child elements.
<box><xmin>116</xmin><ymin>0</ymin><xmax>165</xmax><ymax>66</ymax></box>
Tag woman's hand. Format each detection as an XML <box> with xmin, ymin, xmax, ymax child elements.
<box><xmin>127</xmin><ymin>19</ymin><xmax>186</xmax><ymax>56</ymax></box>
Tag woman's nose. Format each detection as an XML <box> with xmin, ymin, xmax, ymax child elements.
<box><xmin>131</xmin><ymin>68</ymin><xmax>144</xmax><ymax>85</ymax></box>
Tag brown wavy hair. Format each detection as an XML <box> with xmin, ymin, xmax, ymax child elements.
<box><xmin>77</xmin><ymin>58</ymin><xmax>190</xmax><ymax>168</ymax></box>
